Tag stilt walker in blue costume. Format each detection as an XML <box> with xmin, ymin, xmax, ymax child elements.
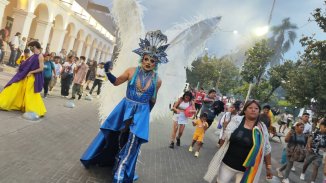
<box><xmin>80</xmin><ymin>30</ymin><xmax>169</xmax><ymax>183</ymax></box>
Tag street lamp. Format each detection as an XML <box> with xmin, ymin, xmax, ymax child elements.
<box><xmin>254</xmin><ymin>26</ymin><xmax>269</xmax><ymax>36</ymax></box>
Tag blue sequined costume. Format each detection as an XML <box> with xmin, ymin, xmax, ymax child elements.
<box><xmin>80</xmin><ymin>68</ymin><xmax>156</xmax><ymax>183</ymax></box>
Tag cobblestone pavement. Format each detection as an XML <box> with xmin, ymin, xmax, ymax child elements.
<box><xmin>0</xmin><ymin>70</ymin><xmax>323</xmax><ymax>183</ymax></box>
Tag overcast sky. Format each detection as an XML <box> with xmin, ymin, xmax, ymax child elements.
<box><xmin>94</xmin><ymin>0</ymin><xmax>324</xmax><ymax>61</ymax></box>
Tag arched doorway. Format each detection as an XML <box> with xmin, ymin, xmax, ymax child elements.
<box><xmin>1</xmin><ymin>0</ymin><xmax>18</xmax><ymax>40</ymax></box>
<box><xmin>89</xmin><ymin>39</ymin><xmax>98</xmax><ymax>61</ymax></box>
<box><xmin>48</xmin><ymin>14</ymin><xmax>65</xmax><ymax>53</ymax></box>
<box><xmin>72</xmin><ymin>29</ymin><xmax>85</xmax><ymax>56</ymax></box>
<box><xmin>62</xmin><ymin>23</ymin><xmax>76</xmax><ymax>53</ymax></box>
<box><xmin>82</xmin><ymin>34</ymin><xmax>92</xmax><ymax>58</ymax></box>
<box><xmin>28</xmin><ymin>3</ymin><xmax>51</xmax><ymax>50</ymax></box>
<box><xmin>95</xmin><ymin>42</ymin><xmax>103</xmax><ymax>62</ymax></box>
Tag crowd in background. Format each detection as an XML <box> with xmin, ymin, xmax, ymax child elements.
<box><xmin>0</xmin><ymin>31</ymin><xmax>113</xmax><ymax>101</ymax></box>
<box><xmin>170</xmin><ymin>86</ymin><xmax>325</xmax><ymax>183</ymax></box>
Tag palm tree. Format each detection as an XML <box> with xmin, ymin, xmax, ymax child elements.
<box><xmin>269</xmin><ymin>18</ymin><xmax>298</xmax><ymax>66</ymax></box>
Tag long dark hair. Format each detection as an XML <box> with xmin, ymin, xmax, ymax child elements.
<box><xmin>232</xmin><ymin>101</ymin><xmax>242</xmax><ymax>112</ymax></box>
<box><xmin>27</xmin><ymin>41</ymin><xmax>42</xmax><ymax>49</ymax></box>
<box><xmin>92</xmin><ymin>61</ymin><xmax>98</xmax><ymax>69</ymax></box>
<box><xmin>239</xmin><ymin>100</ymin><xmax>261</xmax><ymax>126</ymax></box>
<box><xmin>182</xmin><ymin>91</ymin><xmax>193</xmax><ymax>101</ymax></box>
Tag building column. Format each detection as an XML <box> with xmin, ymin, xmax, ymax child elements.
<box><xmin>66</xmin><ymin>35</ymin><xmax>76</xmax><ymax>53</ymax></box>
<box><xmin>0</xmin><ymin>0</ymin><xmax>9</xmax><ymax>28</ymax></box>
<box><xmin>10</xmin><ymin>8</ymin><xmax>35</xmax><ymax>38</ymax></box>
<box><xmin>90</xmin><ymin>46</ymin><xmax>97</xmax><ymax>61</ymax></box>
<box><xmin>85</xmin><ymin>43</ymin><xmax>91</xmax><ymax>59</ymax></box>
<box><xmin>32</xmin><ymin>19</ymin><xmax>53</xmax><ymax>50</ymax></box>
<box><xmin>95</xmin><ymin>49</ymin><xmax>101</xmax><ymax>62</ymax></box>
<box><xmin>106</xmin><ymin>53</ymin><xmax>111</xmax><ymax>61</ymax></box>
<box><xmin>50</xmin><ymin>27</ymin><xmax>67</xmax><ymax>54</ymax></box>
<box><xmin>76</xmin><ymin>39</ymin><xmax>85</xmax><ymax>56</ymax></box>
<box><xmin>103</xmin><ymin>52</ymin><xmax>107</xmax><ymax>61</ymax></box>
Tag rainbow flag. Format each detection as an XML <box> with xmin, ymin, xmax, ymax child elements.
<box><xmin>240</xmin><ymin>125</ymin><xmax>264</xmax><ymax>183</ymax></box>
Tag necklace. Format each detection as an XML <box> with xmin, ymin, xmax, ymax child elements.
<box><xmin>136</xmin><ymin>68</ymin><xmax>153</xmax><ymax>95</ymax></box>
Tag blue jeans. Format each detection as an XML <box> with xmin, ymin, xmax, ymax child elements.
<box><xmin>8</xmin><ymin>49</ymin><xmax>17</xmax><ymax>66</ymax></box>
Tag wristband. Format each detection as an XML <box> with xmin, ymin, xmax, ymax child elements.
<box><xmin>106</xmin><ymin>72</ymin><xmax>116</xmax><ymax>84</ymax></box>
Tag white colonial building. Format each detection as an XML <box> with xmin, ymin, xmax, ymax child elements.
<box><xmin>0</xmin><ymin>0</ymin><xmax>115</xmax><ymax>62</ymax></box>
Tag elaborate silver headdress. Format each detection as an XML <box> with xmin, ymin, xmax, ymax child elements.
<box><xmin>133</xmin><ymin>30</ymin><xmax>169</xmax><ymax>64</ymax></box>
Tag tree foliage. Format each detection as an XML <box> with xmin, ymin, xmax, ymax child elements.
<box><xmin>312</xmin><ymin>0</ymin><xmax>326</xmax><ymax>32</ymax></box>
<box><xmin>283</xmin><ymin>2</ymin><xmax>326</xmax><ymax>116</ymax></box>
<box><xmin>186</xmin><ymin>55</ymin><xmax>240</xmax><ymax>95</ymax></box>
<box><xmin>269</xmin><ymin>18</ymin><xmax>298</xmax><ymax>66</ymax></box>
<box><xmin>264</xmin><ymin>60</ymin><xmax>296</xmax><ymax>101</ymax></box>
<box><xmin>241</xmin><ymin>39</ymin><xmax>274</xmax><ymax>85</ymax></box>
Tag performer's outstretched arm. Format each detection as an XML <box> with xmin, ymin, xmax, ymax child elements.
<box><xmin>105</xmin><ymin>66</ymin><xmax>134</xmax><ymax>86</ymax></box>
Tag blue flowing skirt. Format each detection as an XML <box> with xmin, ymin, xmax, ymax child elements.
<box><xmin>80</xmin><ymin>97</ymin><xmax>150</xmax><ymax>168</ymax></box>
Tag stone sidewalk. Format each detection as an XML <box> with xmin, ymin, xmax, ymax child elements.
<box><xmin>0</xmin><ymin>70</ymin><xmax>324</xmax><ymax>183</ymax></box>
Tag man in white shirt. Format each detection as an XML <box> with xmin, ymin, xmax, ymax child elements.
<box><xmin>302</xmin><ymin>112</ymin><xmax>312</xmax><ymax>135</ymax></box>
<box><xmin>89</xmin><ymin>62</ymin><xmax>106</xmax><ymax>98</ymax></box>
<box><xmin>15</xmin><ymin>37</ymin><xmax>27</xmax><ymax>66</ymax></box>
<box><xmin>8</xmin><ymin>32</ymin><xmax>21</xmax><ymax>67</ymax></box>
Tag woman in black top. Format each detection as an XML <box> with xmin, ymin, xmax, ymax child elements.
<box><xmin>204</xmin><ymin>100</ymin><xmax>272</xmax><ymax>183</ymax></box>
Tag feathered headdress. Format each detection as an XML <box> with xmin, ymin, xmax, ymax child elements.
<box><xmin>133</xmin><ymin>30</ymin><xmax>169</xmax><ymax>64</ymax></box>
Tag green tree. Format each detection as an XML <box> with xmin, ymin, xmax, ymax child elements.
<box><xmin>186</xmin><ymin>57</ymin><xmax>216</xmax><ymax>89</ymax></box>
<box><xmin>269</xmin><ymin>18</ymin><xmax>298</xmax><ymax>66</ymax></box>
<box><xmin>186</xmin><ymin>56</ymin><xmax>240</xmax><ymax>95</ymax></box>
<box><xmin>241</xmin><ymin>39</ymin><xmax>274</xmax><ymax>100</ymax></box>
<box><xmin>312</xmin><ymin>0</ymin><xmax>326</xmax><ymax>32</ymax></box>
<box><xmin>263</xmin><ymin>60</ymin><xmax>296</xmax><ymax>102</ymax></box>
<box><xmin>213</xmin><ymin>57</ymin><xmax>240</xmax><ymax>95</ymax></box>
<box><xmin>283</xmin><ymin>2</ymin><xmax>326</xmax><ymax>116</ymax></box>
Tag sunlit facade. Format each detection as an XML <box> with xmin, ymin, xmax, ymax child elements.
<box><xmin>0</xmin><ymin>0</ymin><xmax>115</xmax><ymax>62</ymax></box>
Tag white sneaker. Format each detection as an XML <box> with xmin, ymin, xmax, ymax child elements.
<box><xmin>188</xmin><ymin>146</ymin><xmax>193</xmax><ymax>152</ymax></box>
<box><xmin>300</xmin><ymin>173</ymin><xmax>305</xmax><ymax>180</ymax></box>
<box><xmin>194</xmin><ymin>151</ymin><xmax>199</xmax><ymax>157</ymax></box>
<box><xmin>291</xmin><ymin>166</ymin><xmax>295</xmax><ymax>172</ymax></box>
<box><xmin>276</xmin><ymin>168</ymin><xmax>283</xmax><ymax>178</ymax></box>
<box><xmin>282</xmin><ymin>178</ymin><xmax>289</xmax><ymax>183</ymax></box>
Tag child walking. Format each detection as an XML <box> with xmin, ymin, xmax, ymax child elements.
<box><xmin>189</xmin><ymin>113</ymin><xmax>209</xmax><ymax>157</ymax></box>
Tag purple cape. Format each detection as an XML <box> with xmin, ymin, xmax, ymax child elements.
<box><xmin>4</xmin><ymin>54</ymin><xmax>44</xmax><ymax>93</ymax></box>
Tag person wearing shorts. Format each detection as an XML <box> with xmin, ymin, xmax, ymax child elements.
<box><xmin>169</xmin><ymin>91</ymin><xmax>195</xmax><ymax>148</ymax></box>
<box><xmin>279</xmin><ymin>112</ymin><xmax>289</xmax><ymax>133</ymax></box>
<box><xmin>189</xmin><ymin>113</ymin><xmax>209</xmax><ymax>157</ymax></box>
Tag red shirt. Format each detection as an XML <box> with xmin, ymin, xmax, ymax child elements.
<box><xmin>195</xmin><ymin>92</ymin><xmax>205</xmax><ymax>105</ymax></box>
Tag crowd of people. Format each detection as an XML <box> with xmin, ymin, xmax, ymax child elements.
<box><xmin>0</xmin><ymin>31</ymin><xmax>112</xmax><ymax>99</ymax></box>
<box><xmin>0</xmin><ymin>30</ymin><xmax>325</xmax><ymax>183</ymax></box>
<box><xmin>0</xmin><ymin>31</ymin><xmax>113</xmax><ymax>117</ymax></box>
<box><xmin>168</xmin><ymin>86</ymin><xmax>326</xmax><ymax>183</ymax></box>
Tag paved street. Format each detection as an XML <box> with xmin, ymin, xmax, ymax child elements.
<box><xmin>0</xmin><ymin>69</ymin><xmax>323</xmax><ymax>183</ymax></box>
